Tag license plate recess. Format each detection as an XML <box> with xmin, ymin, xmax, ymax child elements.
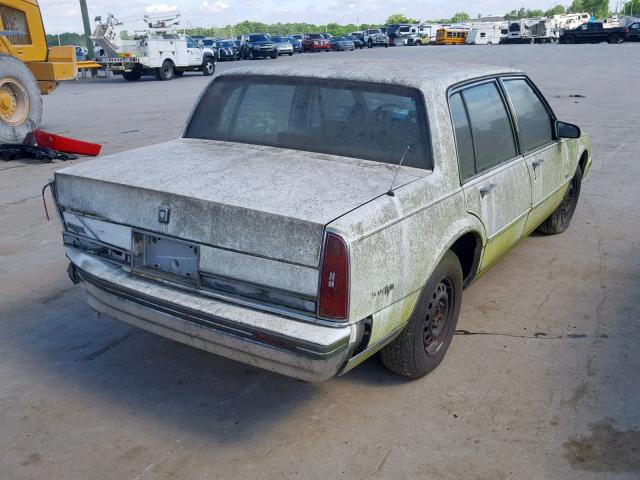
<box><xmin>132</xmin><ymin>231</ymin><xmax>200</xmax><ymax>284</ymax></box>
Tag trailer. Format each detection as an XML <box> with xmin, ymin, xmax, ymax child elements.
<box><xmin>502</xmin><ymin>19</ymin><xmax>557</xmax><ymax>44</ymax></box>
<box><xmin>92</xmin><ymin>13</ymin><xmax>215</xmax><ymax>81</ymax></box>
<box><xmin>466</xmin><ymin>26</ymin><xmax>501</xmax><ymax>44</ymax></box>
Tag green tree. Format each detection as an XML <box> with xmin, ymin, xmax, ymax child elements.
<box><xmin>45</xmin><ymin>32</ymin><xmax>86</xmax><ymax>47</ymax></box>
<box><xmin>544</xmin><ymin>4</ymin><xmax>567</xmax><ymax>16</ymax></box>
<box><xmin>385</xmin><ymin>13</ymin><xmax>420</xmax><ymax>24</ymax></box>
<box><xmin>570</xmin><ymin>0</ymin><xmax>609</xmax><ymax>16</ymax></box>
<box><xmin>451</xmin><ymin>12</ymin><xmax>471</xmax><ymax>22</ymax></box>
<box><xmin>623</xmin><ymin>0</ymin><xmax>640</xmax><ymax>14</ymax></box>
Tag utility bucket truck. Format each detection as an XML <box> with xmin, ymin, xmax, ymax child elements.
<box><xmin>92</xmin><ymin>12</ymin><xmax>215</xmax><ymax>81</ymax></box>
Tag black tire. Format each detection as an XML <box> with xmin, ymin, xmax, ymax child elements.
<box><xmin>202</xmin><ymin>56</ymin><xmax>215</xmax><ymax>76</ymax></box>
<box><xmin>270</xmin><ymin>52</ymin><xmax>277</xmax><ymax>59</ymax></box>
<box><xmin>537</xmin><ymin>166</ymin><xmax>582</xmax><ymax>235</ymax></box>
<box><xmin>368</xmin><ymin>40</ymin><xmax>373</xmax><ymax>48</ymax></box>
<box><xmin>288</xmin><ymin>52</ymin><xmax>293</xmax><ymax>56</ymax></box>
<box><xmin>0</xmin><ymin>53</ymin><xmax>42</xmax><ymax>143</ymax></box>
<box><xmin>380</xmin><ymin>251</ymin><xmax>463</xmax><ymax>379</ymax></box>
<box><xmin>250</xmin><ymin>50</ymin><xmax>256</xmax><ymax>60</ymax></box>
<box><xmin>607</xmin><ymin>34</ymin><xmax>621</xmax><ymax>44</ymax></box>
<box><xmin>173</xmin><ymin>70</ymin><xmax>184</xmax><ymax>77</ymax></box>
<box><xmin>565</xmin><ymin>35</ymin><xmax>575</xmax><ymax>44</ymax></box>
<box><xmin>122</xmin><ymin>70</ymin><xmax>141</xmax><ymax>81</ymax></box>
<box><xmin>155</xmin><ymin>60</ymin><xmax>174</xmax><ymax>81</ymax></box>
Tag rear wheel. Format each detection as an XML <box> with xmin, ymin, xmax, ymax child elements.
<box><xmin>270</xmin><ymin>52</ymin><xmax>278</xmax><ymax>59</ymax></box>
<box><xmin>380</xmin><ymin>251</ymin><xmax>463</xmax><ymax>379</ymax></box>
<box><xmin>155</xmin><ymin>60</ymin><xmax>174</xmax><ymax>81</ymax></box>
<box><xmin>537</xmin><ymin>166</ymin><xmax>582</xmax><ymax>235</ymax></box>
<box><xmin>0</xmin><ymin>53</ymin><xmax>41</xmax><ymax>143</ymax></box>
<box><xmin>608</xmin><ymin>34</ymin><xmax>621</xmax><ymax>44</ymax></box>
<box><xmin>565</xmin><ymin>35</ymin><xmax>575</xmax><ymax>44</ymax></box>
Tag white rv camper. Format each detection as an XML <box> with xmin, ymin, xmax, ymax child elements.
<box><xmin>466</xmin><ymin>26</ymin><xmax>501</xmax><ymax>44</ymax></box>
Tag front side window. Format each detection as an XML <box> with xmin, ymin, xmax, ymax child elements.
<box><xmin>185</xmin><ymin>76</ymin><xmax>432</xmax><ymax>169</ymax></box>
<box><xmin>0</xmin><ymin>6</ymin><xmax>31</xmax><ymax>45</ymax></box>
<box><xmin>502</xmin><ymin>79</ymin><xmax>553</xmax><ymax>152</ymax></box>
<box><xmin>186</xmin><ymin>37</ymin><xmax>198</xmax><ymax>48</ymax></box>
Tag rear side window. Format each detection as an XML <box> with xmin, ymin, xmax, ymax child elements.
<box><xmin>460</xmin><ymin>82</ymin><xmax>517</xmax><ymax>172</ymax></box>
<box><xmin>449</xmin><ymin>81</ymin><xmax>518</xmax><ymax>182</ymax></box>
<box><xmin>185</xmin><ymin>76</ymin><xmax>432</xmax><ymax>169</ymax></box>
<box><xmin>449</xmin><ymin>93</ymin><xmax>475</xmax><ymax>182</ymax></box>
<box><xmin>502</xmin><ymin>79</ymin><xmax>553</xmax><ymax>152</ymax></box>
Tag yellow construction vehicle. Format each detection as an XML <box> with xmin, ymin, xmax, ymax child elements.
<box><xmin>0</xmin><ymin>0</ymin><xmax>77</xmax><ymax>143</ymax></box>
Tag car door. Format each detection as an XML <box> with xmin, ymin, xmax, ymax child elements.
<box><xmin>500</xmin><ymin>77</ymin><xmax>568</xmax><ymax>235</ymax></box>
<box><xmin>186</xmin><ymin>36</ymin><xmax>203</xmax><ymax>66</ymax></box>
<box><xmin>450</xmin><ymin>80</ymin><xmax>532</xmax><ymax>271</ymax></box>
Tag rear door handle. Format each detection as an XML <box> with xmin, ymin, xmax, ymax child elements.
<box><xmin>532</xmin><ymin>159</ymin><xmax>545</xmax><ymax>168</ymax></box>
<box><xmin>479</xmin><ymin>183</ymin><xmax>497</xmax><ymax>197</ymax></box>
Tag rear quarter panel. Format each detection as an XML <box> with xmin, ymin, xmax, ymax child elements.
<box><xmin>328</xmin><ymin>86</ymin><xmax>486</xmax><ymax>345</ymax></box>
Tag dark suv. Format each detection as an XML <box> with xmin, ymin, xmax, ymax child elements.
<box><xmin>241</xmin><ymin>33</ymin><xmax>277</xmax><ymax>59</ymax></box>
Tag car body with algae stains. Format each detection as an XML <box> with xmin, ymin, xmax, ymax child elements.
<box><xmin>52</xmin><ymin>60</ymin><xmax>592</xmax><ymax>381</ymax></box>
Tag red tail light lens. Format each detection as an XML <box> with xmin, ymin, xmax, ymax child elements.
<box><xmin>318</xmin><ymin>232</ymin><xmax>349</xmax><ymax>320</ymax></box>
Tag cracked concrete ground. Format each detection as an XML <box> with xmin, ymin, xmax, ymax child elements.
<box><xmin>1</xmin><ymin>44</ymin><xmax>639</xmax><ymax>480</ymax></box>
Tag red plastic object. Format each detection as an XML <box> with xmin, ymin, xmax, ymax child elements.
<box><xmin>34</xmin><ymin>129</ymin><xmax>101</xmax><ymax>156</ymax></box>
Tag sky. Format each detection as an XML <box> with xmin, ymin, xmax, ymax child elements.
<box><xmin>41</xmin><ymin>0</ymin><xmax>580</xmax><ymax>33</ymax></box>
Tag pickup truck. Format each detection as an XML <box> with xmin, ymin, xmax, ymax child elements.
<box><xmin>362</xmin><ymin>28</ymin><xmax>389</xmax><ymax>48</ymax></box>
<box><xmin>52</xmin><ymin>60</ymin><xmax>591</xmax><ymax>382</ymax></box>
<box><xmin>559</xmin><ymin>22</ymin><xmax>625</xmax><ymax>43</ymax></box>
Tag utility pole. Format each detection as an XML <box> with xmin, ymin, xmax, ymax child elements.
<box><xmin>78</xmin><ymin>0</ymin><xmax>95</xmax><ymax>60</ymax></box>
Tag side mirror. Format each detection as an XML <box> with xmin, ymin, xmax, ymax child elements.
<box><xmin>556</xmin><ymin>120</ymin><xmax>581</xmax><ymax>139</ymax></box>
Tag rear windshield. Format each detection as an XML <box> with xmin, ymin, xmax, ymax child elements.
<box><xmin>184</xmin><ymin>76</ymin><xmax>432</xmax><ymax>169</ymax></box>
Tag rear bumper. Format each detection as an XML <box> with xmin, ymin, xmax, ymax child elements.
<box><xmin>67</xmin><ymin>249</ymin><xmax>356</xmax><ymax>382</ymax></box>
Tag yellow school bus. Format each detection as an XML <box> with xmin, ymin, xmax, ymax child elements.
<box><xmin>435</xmin><ymin>28</ymin><xmax>468</xmax><ymax>45</ymax></box>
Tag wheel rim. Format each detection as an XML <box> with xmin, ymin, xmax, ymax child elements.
<box><xmin>423</xmin><ymin>279</ymin><xmax>455</xmax><ymax>356</ymax></box>
<box><xmin>206</xmin><ymin>60</ymin><xmax>214</xmax><ymax>74</ymax></box>
<box><xmin>559</xmin><ymin>179</ymin><xmax>577</xmax><ymax>224</ymax></box>
<box><xmin>0</xmin><ymin>77</ymin><xmax>29</xmax><ymax>127</ymax></box>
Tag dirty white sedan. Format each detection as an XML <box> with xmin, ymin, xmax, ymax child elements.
<box><xmin>52</xmin><ymin>61</ymin><xmax>591</xmax><ymax>381</ymax></box>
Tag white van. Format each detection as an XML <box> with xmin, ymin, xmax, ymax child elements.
<box><xmin>466</xmin><ymin>26</ymin><xmax>501</xmax><ymax>44</ymax></box>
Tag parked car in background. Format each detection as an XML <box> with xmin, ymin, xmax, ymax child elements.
<box><xmin>291</xmin><ymin>33</ymin><xmax>304</xmax><ymax>43</ymax></box>
<box><xmin>271</xmin><ymin>36</ymin><xmax>294</xmax><ymax>56</ymax></box>
<box><xmin>215</xmin><ymin>40</ymin><xmax>240</xmax><ymax>60</ymax></box>
<box><xmin>330</xmin><ymin>36</ymin><xmax>355</xmax><ymax>51</ymax></box>
<box><xmin>362</xmin><ymin>28</ymin><xmax>389</xmax><ymax>48</ymax></box>
<box><xmin>303</xmin><ymin>33</ymin><xmax>331</xmax><ymax>52</ymax></box>
<box><xmin>344</xmin><ymin>35</ymin><xmax>364</xmax><ymax>48</ymax></box>
<box><xmin>240</xmin><ymin>33</ymin><xmax>277</xmax><ymax>59</ymax></box>
<box><xmin>55</xmin><ymin>60</ymin><xmax>591</xmax><ymax>382</ymax></box>
<box><xmin>624</xmin><ymin>21</ymin><xmax>640</xmax><ymax>41</ymax></box>
<box><xmin>559</xmin><ymin>22</ymin><xmax>625</xmax><ymax>43</ymax></box>
<box><xmin>284</xmin><ymin>35</ymin><xmax>303</xmax><ymax>52</ymax></box>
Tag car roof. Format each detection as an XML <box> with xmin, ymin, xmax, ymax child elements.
<box><xmin>215</xmin><ymin>60</ymin><xmax>522</xmax><ymax>92</ymax></box>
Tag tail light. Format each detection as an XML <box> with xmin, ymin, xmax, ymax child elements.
<box><xmin>318</xmin><ymin>232</ymin><xmax>349</xmax><ymax>320</ymax></box>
